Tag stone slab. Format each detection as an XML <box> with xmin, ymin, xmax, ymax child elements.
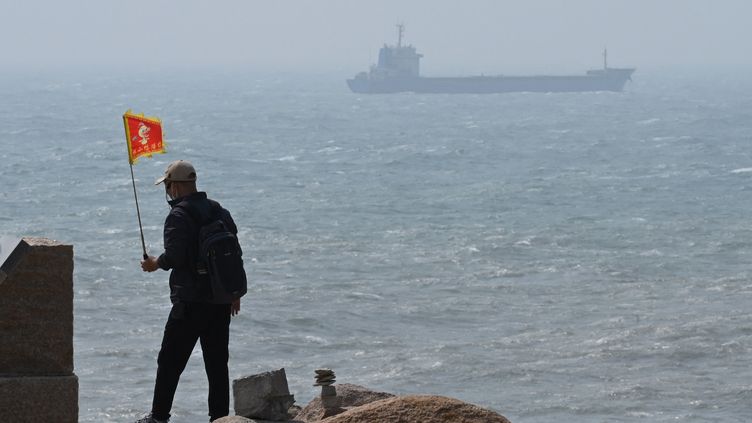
<box><xmin>0</xmin><ymin>238</ymin><xmax>74</xmax><ymax>375</ymax></box>
<box><xmin>0</xmin><ymin>374</ymin><xmax>79</xmax><ymax>423</ymax></box>
<box><xmin>233</xmin><ymin>368</ymin><xmax>295</xmax><ymax>421</ymax></box>
<box><xmin>321</xmin><ymin>385</ymin><xmax>336</xmax><ymax>397</ymax></box>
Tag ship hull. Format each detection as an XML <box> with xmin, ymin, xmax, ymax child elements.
<box><xmin>348</xmin><ymin>69</ymin><xmax>635</xmax><ymax>94</ymax></box>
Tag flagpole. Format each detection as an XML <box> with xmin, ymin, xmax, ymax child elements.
<box><xmin>129</xmin><ymin>162</ymin><xmax>148</xmax><ymax>260</ymax></box>
<box><xmin>124</xmin><ymin>110</ymin><xmax>164</xmax><ymax>260</ymax></box>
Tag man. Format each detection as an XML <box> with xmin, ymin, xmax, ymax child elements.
<box><xmin>136</xmin><ymin>160</ymin><xmax>241</xmax><ymax>423</ymax></box>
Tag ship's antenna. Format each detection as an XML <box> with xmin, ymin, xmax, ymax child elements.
<box><xmin>397</xmin><ymin>23</ymin><xmax>404</xmax><ymax>47</ymax></box>
<box><xmin>603</xmin><ymin>47</ymin><xmax>608</xmax><ymax>70</ymax></box>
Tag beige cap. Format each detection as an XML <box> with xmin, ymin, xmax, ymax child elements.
<box><xmin>154</xmin><ymin>160</ymin><xmax>197</xmax><ymax>185</ymax></box>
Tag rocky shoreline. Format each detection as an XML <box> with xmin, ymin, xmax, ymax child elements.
<box><xmin>220</xmin><ymin>373</ymin><xmax>511</xmax><ymax>423</ymax></box>
<box><xmin>1</xmin><ymin>239</ymin><xmax>511</xmax><ymax>423</ymax></box>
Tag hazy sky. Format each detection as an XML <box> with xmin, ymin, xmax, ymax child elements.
<box><xmin>2</xmin><ymin>0</ymin><xmax>750</xmax><ymax>74</ymax></box>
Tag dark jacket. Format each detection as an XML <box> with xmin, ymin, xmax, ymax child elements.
<box><xmin>157</xmin><ymin>191</ymin><xmax>238</xmax><ymax>303</ymax></box>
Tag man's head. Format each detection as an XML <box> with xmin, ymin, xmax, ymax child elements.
<box><xmin>155</xmin><ymin>160</ymin><xmax>198</xmax><ymax>200</ymax></box>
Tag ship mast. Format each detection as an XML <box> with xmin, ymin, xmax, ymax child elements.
<box><xmin>603</xmin><ymin>48</ymin><xmax>608</xmax><ymax>70</ymax></box>
<box><xmin>397</xmin><ymin>23</ymin><xmax>404</xmax><ymax>47</ymax></box>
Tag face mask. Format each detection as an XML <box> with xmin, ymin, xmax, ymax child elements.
<box><xmin>165</xmin><ymin>183</ymin><xmax>175</xmax><ymax>205</ymax></box>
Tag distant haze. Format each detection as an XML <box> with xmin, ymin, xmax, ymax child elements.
<box><xmin>3</xmin><ymin>0</ymin><xmax>751</xmax><ymax>73</ymax></box>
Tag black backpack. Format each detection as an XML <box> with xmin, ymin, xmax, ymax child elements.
<box><xmin>179</xmin><ymin>201</ymin><xmax>247</xmax><ymax>304</ymax></box>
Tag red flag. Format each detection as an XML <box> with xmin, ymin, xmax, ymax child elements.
<box><xmin>123</xmin><ymin>110</ymin><xmax>165</xmax><ymax>164</ymax></box>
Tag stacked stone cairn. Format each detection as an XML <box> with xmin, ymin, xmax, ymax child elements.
<box><xmin>314</xmin><ymin>368</ymin><xmax>339</xmax><ymax>410</ymax></box>
<box><xmin>314</xmin><ymin>368</ymin><xmax>336</xmax><ymax>386</ymax></box>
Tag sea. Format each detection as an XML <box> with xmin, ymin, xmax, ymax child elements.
<box><xmin>1</xmin><ymin>67</ymin><xmax>752</xmax><ymax>423</ymax></box>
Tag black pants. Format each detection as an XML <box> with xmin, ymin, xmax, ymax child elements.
<box><xmin>151</xmin><ymin>302</ymin><xmax>231</xmax><ymax>421</ymax></box>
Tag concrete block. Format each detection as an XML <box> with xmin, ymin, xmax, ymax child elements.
<box><xmin>0</xmin><ymin>237</ymin><xmax>74</xmax><ymax>375</ymax></box>
<box><xmin>0</xmin><ymin>374</ymin><xmax>79</xmax><ymax>423</ymax></box>
<box><xmin>233</xmin><ymin>368</ymin><xmax>295</xmax><ymax>421</ymax></box>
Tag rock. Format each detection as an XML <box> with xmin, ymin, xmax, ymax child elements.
<box><xmin>213</xmin><ymin>417</ymin><xmax>255</xmax><ymax>423</ymax></box>
<box><xmin>313</xmin><ymin>369</ymin><xmax>336</xmax><ymax>386</ymax></box>
<box><xmin>320</xmin><ymin>385</ymin><xmax>336</xmax><ymax>397</ymax></box>
<box><xmin>322</xmin><ymin>395</ymin><xmax>512</xmax><ymax>423</ymax></box>
<box><xmin>295</xmin><ymin>384</ymin><xmax>395</xmax><ymax>422</ymax></box>
<box><xmin>213</xmin><ymin>416</ymin><xmax>305</xmax><ymax>423</ymax></box>
<box><xmin>288</xmin><ymin>404</ymin><xmax>302</xmax><ymax>417</ymax></box>
<box><xmin>233</xmin><ymin>368</ymin><xmax>296</xmax><ymax>421</ymax></box>
<box><xmin>320</xmin><ymin>395</ymin><xmax>340</xmax><ymax>409</ymax></box>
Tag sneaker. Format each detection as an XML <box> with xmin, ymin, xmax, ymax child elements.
<box><xmin>134</xmin><ymin>413</ymin><xmax>168</xmax><ymax>423</ymax></box>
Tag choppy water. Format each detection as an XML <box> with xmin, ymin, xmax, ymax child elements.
<box><xmin>2</xmin><ymin>68</ymin><xmax>752</xmax><ymax>422</ymax></box>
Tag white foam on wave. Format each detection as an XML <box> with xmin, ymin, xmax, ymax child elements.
<box><xmin>5</xmin><ymin>128</ymin><xmax>30</xmax><ymax>135</ymax></box>
<box><xmin>639</xmin><ymin>249</ymin><xmax>663</xmax><ymax>257</ymax></box>
<box><xmin>304</xmin><ymin>335</ymin><xmax>329</xmax><ymax>345</ymax></box>
<box><xmin>731</xmin><ymin>167</ymin><xmax>752</xmax><ymax>174</ymax></box>
<box><xmin>316</xmin><ymin>146</ymin><xmax>342</xmax><ymax>154</ymax></box>
<box><xmin>347</xmin><ymin>291</ymin><xmax>386</xmax><ymax>301</ymax></box>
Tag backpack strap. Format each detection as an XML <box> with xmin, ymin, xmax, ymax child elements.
<box><xmin>173</xmin><ymin>199</ymin><xmax>222</xmax><ymax>294</ymax></box>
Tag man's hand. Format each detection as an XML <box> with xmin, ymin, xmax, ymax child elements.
<box><xmin>141</xmin><ymin>255</ymin><xmax>160</xmax><ymax>272</ymax></box>
<box><xmin>231</xmin><ymin>299</ymin><xmax>241</xmax><ymax>316</ymax></box>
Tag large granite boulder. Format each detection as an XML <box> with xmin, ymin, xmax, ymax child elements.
<box><xmin>322</xmin><ymin>395</ymin><xmax>512</xmax><ymax>423</ymax></box>
<box><xmin>213</xmin><ymin>418</ymin><xmax>255</xmax><ymax>423</ymax></box>
<box><xmin>295</xmin><ymin>383</ymin><xmax>394</xmax><ymax>422</ymax></box>
<box><xmin>213</xmin><ymin>416</ymin><xmax>305</xmax><ymax>423</ymax></box>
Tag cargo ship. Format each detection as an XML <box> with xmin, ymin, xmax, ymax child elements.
<box><xmin>347</xmin><ymin>25</ymin><xmax>635</xmax><ymax>94</ymax></box>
